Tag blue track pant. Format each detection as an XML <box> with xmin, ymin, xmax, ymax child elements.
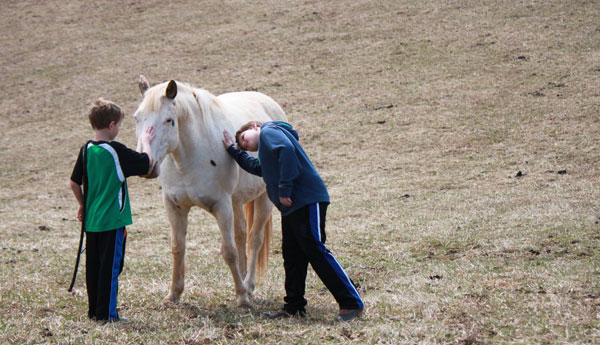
<box><xmin>85</xmin><ymin>227</ymin><xmax>126</xmax><ymax>321</ymax></box>
<box><xmin>281</xmin><ymin>203</ymin><xmax>363</xmax><ymax>313</ymax></box>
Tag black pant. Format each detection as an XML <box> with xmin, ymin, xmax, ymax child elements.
<box><xmin>281</xmin><ymin>203</ymin><xmax>363</xmax><ymax>314</ymax></box>
<box><xmin>85</xmin><ymin>227</ymin><xmax>126</xmax><ymax>321</ymax></box>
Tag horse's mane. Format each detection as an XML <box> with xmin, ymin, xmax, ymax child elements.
<box><xmin>140</xmin><ymin>81</ymin><xmax>220</xmax><ymax>121</ymax></box>
<box><xmin>140</xmin><ymin>81</ymin><xmax>224</xmax><ymax>145</ymax></box>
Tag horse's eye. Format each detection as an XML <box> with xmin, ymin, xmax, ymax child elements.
<box><xmin>166</xmin><ymin>118</ymin><xmax>175</xmax><ymax>127</ymax></box>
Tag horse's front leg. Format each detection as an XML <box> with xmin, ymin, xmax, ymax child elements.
<box><xmin>213</xmin><ymin>198</ymin><xmax>250</xmax><ymax>308</ymax></box>
<box><xmin>163</xmin><ymin>195</ymin><xmax>190</xmax><ymax>305</ymax></box>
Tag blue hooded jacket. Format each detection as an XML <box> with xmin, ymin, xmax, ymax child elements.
<box><xmin>226</xmin><ymin>121</ymin><xmax>330</xmax><ymax>215</ymax></box>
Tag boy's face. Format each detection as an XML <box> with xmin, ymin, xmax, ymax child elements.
<box><xmin>239</xmin><ymin>124</ymin><xmax>260</xmax><ymax>151</ymax></box>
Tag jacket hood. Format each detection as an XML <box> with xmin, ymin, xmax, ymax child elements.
<box><xmin>262</xmin><ymin>121</ymin><xmax>299</xmax><ymax>141</ymax></box>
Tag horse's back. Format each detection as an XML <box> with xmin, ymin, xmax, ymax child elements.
<box><xmin>218</xmin><ymin>91</ymin><xmax>287</xmax><ymax>123</ymax></box>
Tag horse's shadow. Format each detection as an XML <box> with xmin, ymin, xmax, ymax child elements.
<box><xmin>169</xmin><ymin>297</ymin><xmax>336</xmax><ymax>325</ymax></box>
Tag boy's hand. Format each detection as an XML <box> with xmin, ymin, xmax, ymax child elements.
<box><xmin>77</xmin><ymin>206</ymin><xmax>84</xmax><ymax>221</ymax></box>
<box><xmin>222</xmin><ymin>130</ymin><xmax>234</xmax><ymax>149</ymax></box>
<box><xmin>279</xmin><ymin>197</ymin><xmax>292</xmax><ymax>207</ymax></box>
<box><xmin>140</xmin><ymin>126</ymin><xmax>157</xmax><ymax>174</ymax></box>
<box><xmin>141</xmin><ymin>126</ymin><xmax>156</xmax><ymax>145</ymax></box>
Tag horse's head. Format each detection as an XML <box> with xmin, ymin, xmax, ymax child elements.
<box><xmin>134</xmin><ymin>75</ymin><xmax>182</xmax><ymax>178</ymax></box>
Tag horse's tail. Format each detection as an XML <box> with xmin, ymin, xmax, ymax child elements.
<box><xmin>244</xmin><ymin>201</ymin><xmax>271</xmax><ymax>282</ymax></box>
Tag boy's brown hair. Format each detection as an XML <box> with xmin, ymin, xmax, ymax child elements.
<box><xmin>235</xmin><ymin>121</ymin><xmax>263</xmax><ymax>150</ymax></box>
<box><xmin>88</xmin><ymin>98</ymin><xmax>125</xmax><ymax>129</ymax></box>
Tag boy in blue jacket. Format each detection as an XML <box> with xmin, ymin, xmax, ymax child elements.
<box><xmin>222</xmin><ymin>121</ymin><xmax>363</xmax><ymax>322</ymax></box>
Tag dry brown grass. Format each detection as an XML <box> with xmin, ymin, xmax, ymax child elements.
<box><xmin>1</xmin><ymin>0</ymin><xmax>599</xmax><ymax>344</ymax></box>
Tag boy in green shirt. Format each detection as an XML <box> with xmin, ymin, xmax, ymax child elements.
<box><xmin>70</xmin><ymin>98</ymin><xmax>155</xmax><ymax>322</ymax></box>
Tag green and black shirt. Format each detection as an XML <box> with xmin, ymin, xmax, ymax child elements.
<box><xmin>71</xmin><ymin>141</ymin><xmax>150</xmax><ymax>232</ymax></box>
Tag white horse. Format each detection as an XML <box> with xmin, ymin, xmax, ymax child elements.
<box><xmin>134</xmin><ymin>76</ymin><xmax>286</xmax><ymax>307</ymax></box>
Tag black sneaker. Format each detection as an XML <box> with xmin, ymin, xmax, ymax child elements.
<box><xmin>263</xmin><ymin>309</ymin><xmax>306</xmax><ymax>319</ymax></box>
<box><xmin>337</xmin><ymin>308</ymin><xmax>363</xmax><ymax>322</ymax></box>
<box><xmin>98</xmin><ymin>317</ymin><xmax>128</xmax><ymax>324</ymax></box>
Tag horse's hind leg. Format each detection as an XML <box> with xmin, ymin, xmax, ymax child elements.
<box><xmin>245</xmin><ymin>192</ymin><xmax>273</xmax><ymax>295</ymax></box>
<box><xmin>163</xmin><ymin>196</ymin><xmax>190</xmax><ymax>305</ymax></box>
<box><xmin>232</xmin><ymin>202</ymin><xmax>248</xmax><ymax>279</ymax></box>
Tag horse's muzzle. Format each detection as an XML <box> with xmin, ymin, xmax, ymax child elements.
<box><xmin>142</xmin><ymin>161</ymin><xmax>160</xmax><ymax>179</ymax></box>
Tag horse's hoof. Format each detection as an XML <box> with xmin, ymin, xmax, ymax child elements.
<box><xmin>237</xmin><ymin>295</ymin><xmax>252</xmax><ymax>309</ymax></box>
<box><xmin>162</xmin><ymin>295</ymin><xmax>180</xmax><ymax>306</ymax></box>
<box><xmin>238</xmin><ymin>302</ymin><xmax>252</xmax><ymax>309</ymax></box>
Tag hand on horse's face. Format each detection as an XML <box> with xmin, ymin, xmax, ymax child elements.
<box><xmin>141</xmin><ymin>126</ymin><xmax>156</xmax><ymax>145</ymax></box>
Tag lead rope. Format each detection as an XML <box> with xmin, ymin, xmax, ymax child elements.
<box><xmin>68</xmin><ymin>141</ymin><xmax>90</xmax><ymax>292</ymax></box>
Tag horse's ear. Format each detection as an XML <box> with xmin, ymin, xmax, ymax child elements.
<box><xmin>166</xmin><ymin>80</ymin><xmax>177</xmax><ymax>99</ymax></box>
<box><xmin>139</xmin><ymin>75</ymin><xmax>150</xmax><ymax>95</ymax></box>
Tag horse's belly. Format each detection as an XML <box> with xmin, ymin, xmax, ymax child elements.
<box><xmin>190</xmin><ymin>194</ymin><xmax>220</xmax><ymax>212</ymax></box>
<box><xmin>163</xmin><ymin>183</ymin><xmax>219</xmax><ymax>211</ymax></box>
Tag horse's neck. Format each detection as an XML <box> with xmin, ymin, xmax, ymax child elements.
<box><xmin>172</xmin><ymin>91</ymin><xmax>227</xmax><ymax>164</ymax></box>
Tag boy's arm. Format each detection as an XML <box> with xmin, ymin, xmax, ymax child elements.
<box><xmin>70</xmin><ymin>179</ymin><xmax>84</xmax><ymax>221</ymax></box>
<box><xmin>70</xmin><ymin>147</ymin><xmax>85</xmax><ymax>221</ymax></box>
<box><xmin>226</xmin><ymin>145</ymin><xmax>263</xmax><ymax>176</ymax></box>
<box><xmin>114</xmin><ymin>126</ymin><xmax>156</xmax><ymax>178</ymax></box>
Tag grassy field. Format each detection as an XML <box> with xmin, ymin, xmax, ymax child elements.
<box><xmin>1</xmin><ymin>0</ymin><xmax>599</xmax><ymax>344</ymax></box>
